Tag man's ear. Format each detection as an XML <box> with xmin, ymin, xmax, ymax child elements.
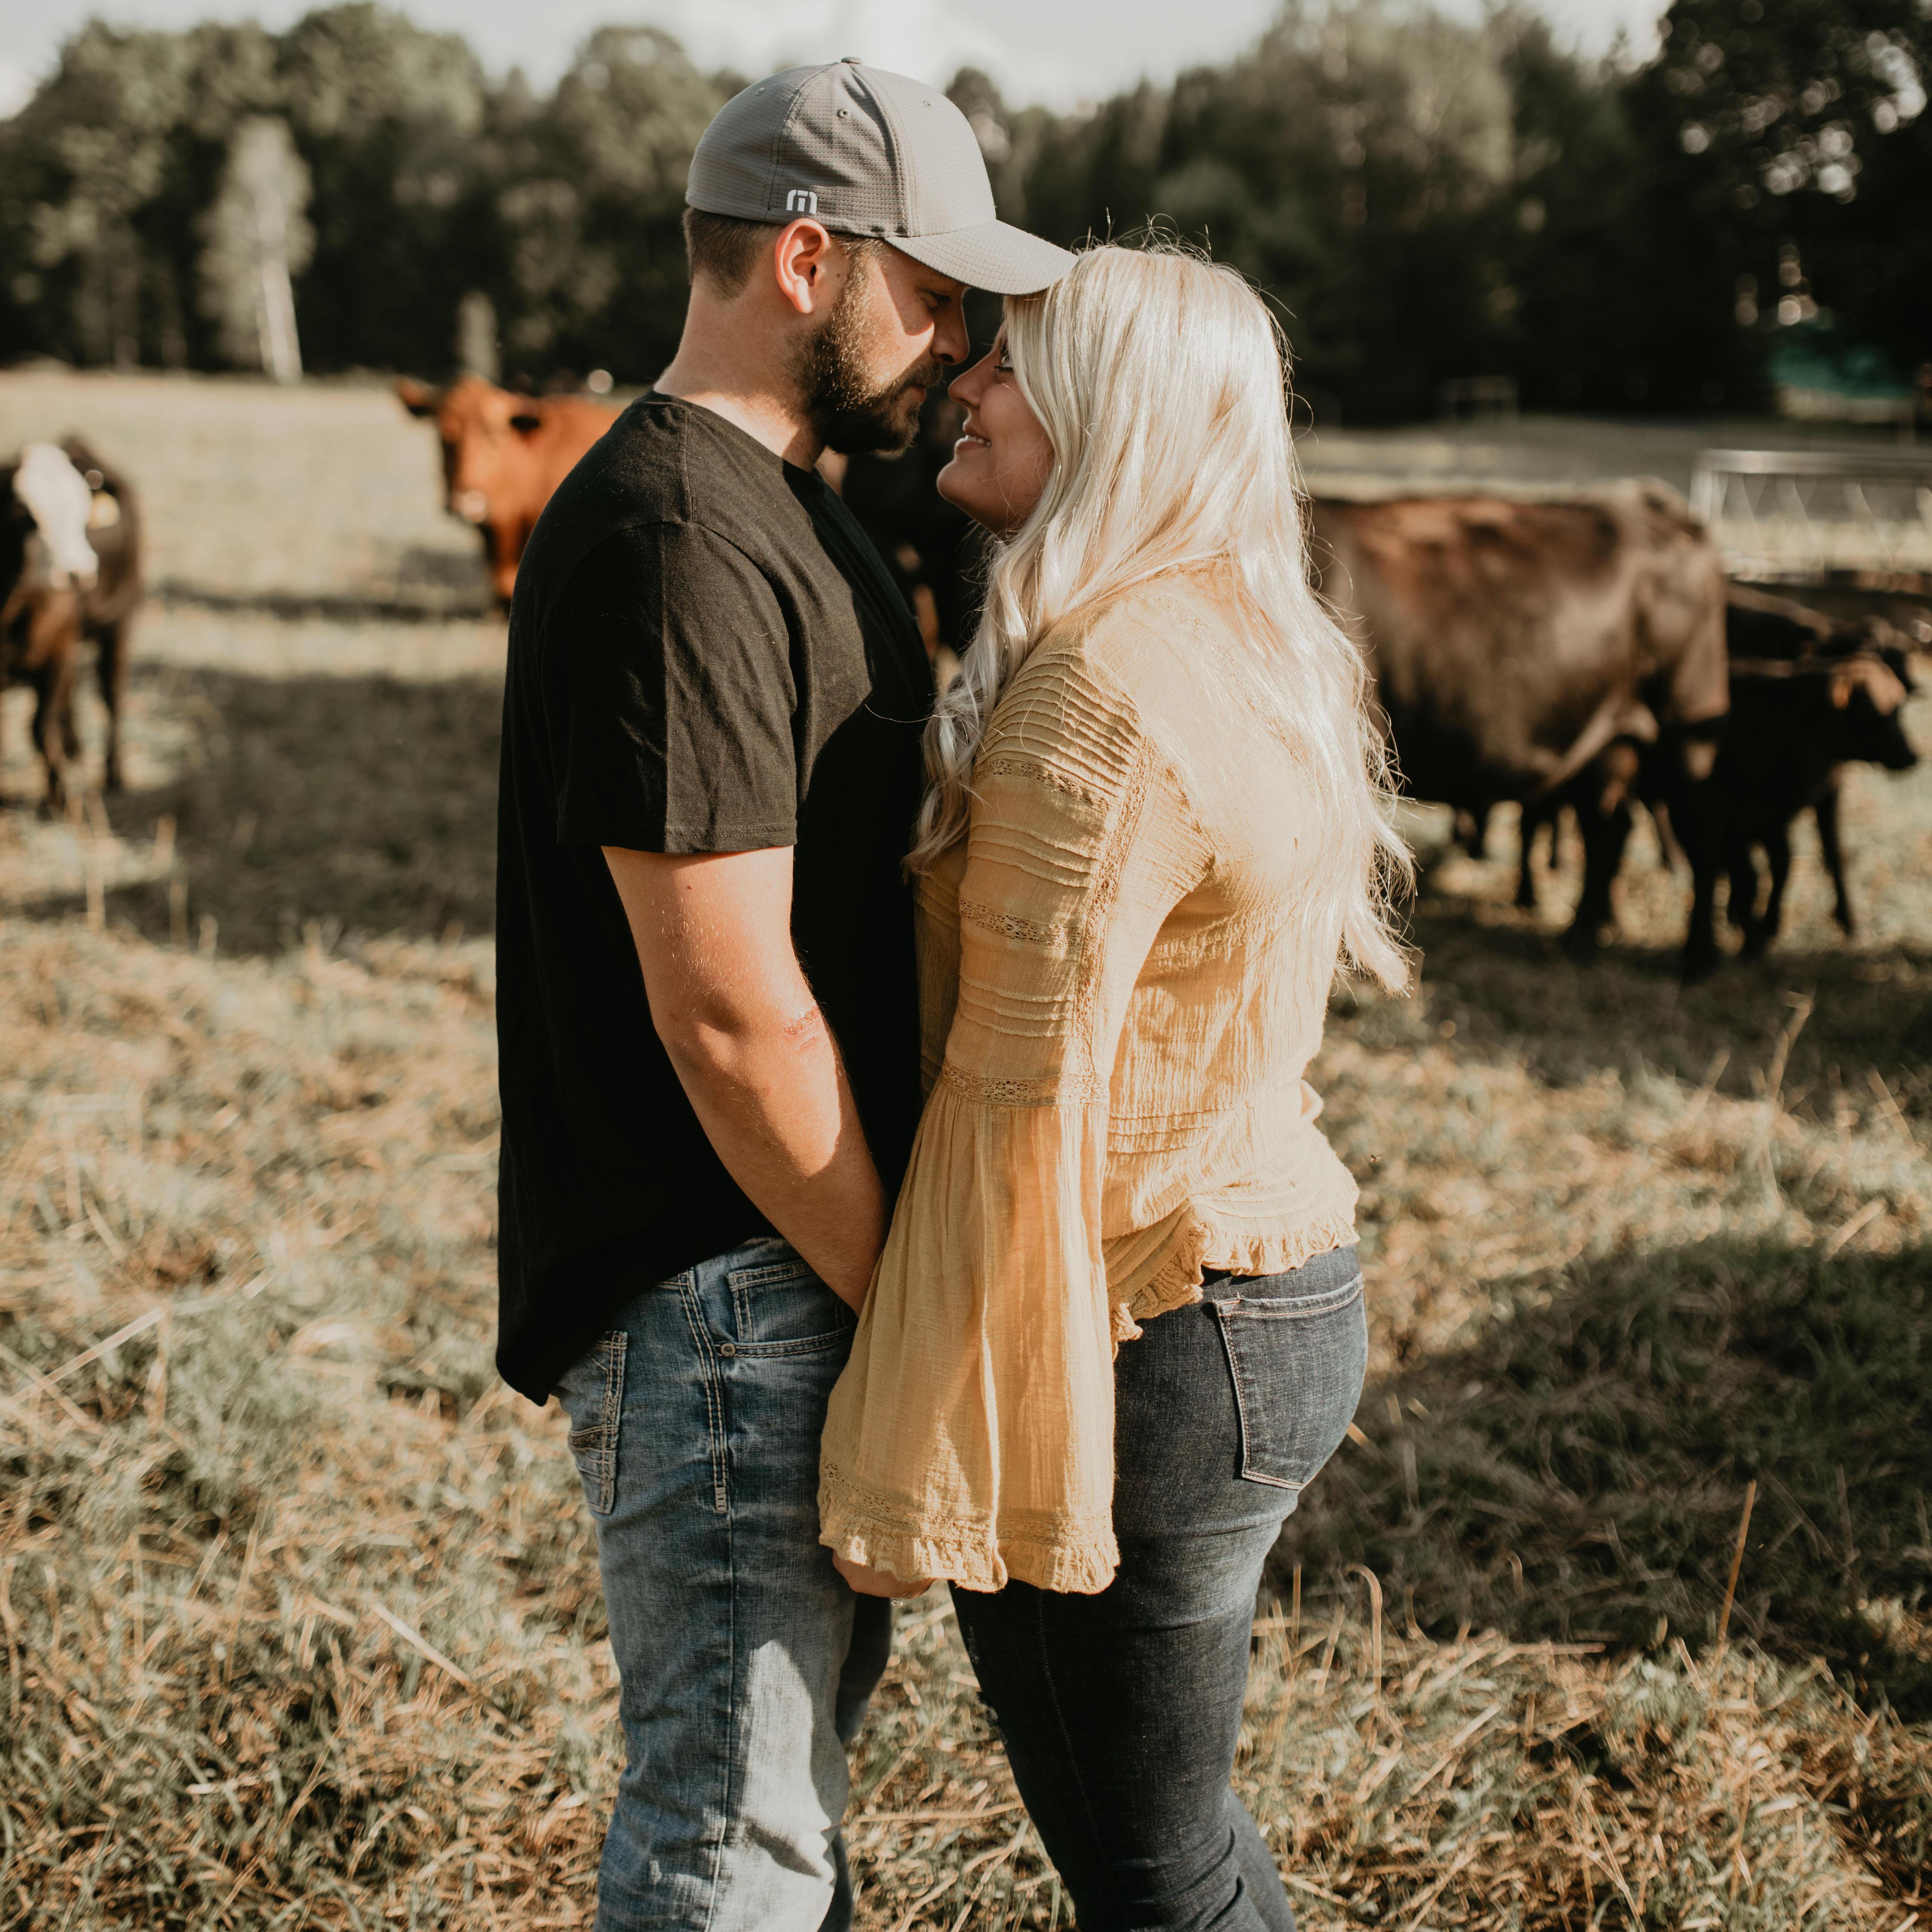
<box><xmin>772</xmin><ymin>218</ymin><xmax>840</xmax><ymax>318</ymax></box>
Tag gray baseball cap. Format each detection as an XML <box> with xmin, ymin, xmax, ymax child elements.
<box><xmin>687</xmin><ymin>59</ymin><xmax>1076</xmax><ymax>297</ymax></box>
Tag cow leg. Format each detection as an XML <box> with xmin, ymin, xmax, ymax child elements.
<box><xmin>1681</xmin><ymin>835</ymin><xmax>1723</xmax><ymax>981</ymax></box>
<box><xmin>1749</xmin><ymin>822</ymin><xmax>1793</xmax><ymax>955</ymax></box>
<box><xmin>1457</xmin><ymin>803</ymin><xmax>1490</xmax><ymax>859</ymax></box>
<box><xmin>1671</xmin><ymin>799</ymin><xmax>1725</xmax><ymax>982</ymax></box>
<box><xmin>95</xmin><ymin>618</ymin><xmax>129</xmax><ymax>793</ymax></box>
<box><xmin>1561</xmin><ymin>797</ymin><xmax>1631</xmax><ymax>960</ymax></box>
<box><xmin>1514</xmin><ymin>800</ymin><xmax>1549</xmax><ymax>909</ymax></box>
<box><xmin>1650</xmin><ymin>798</ymin><xmax>1684</xmax><ymax>873</ymax></box>
<box><xmin>1725</xmin><ymin>840</ymin><xmax>1758</xmax><ymax>932</ymax></box>
<box><xmin>1815</xmin><ymin>784</ymin><xmax>1855</xmax><ymax>936</ymax></box>
<box><xmin>31</xmin><ymin>656</ymin><xmax>77</xmax><ymax>815</ymax></box>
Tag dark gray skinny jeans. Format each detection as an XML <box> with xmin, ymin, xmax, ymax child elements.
<box><xmin>951</xmin><ymin>1243</ymin><xmax>1368</xmax><ymax>1932</ymax></box>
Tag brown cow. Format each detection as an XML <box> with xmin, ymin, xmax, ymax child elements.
<box><xmin>1309</xmin><ymin>481</ymin><xmax>1730</xmax><ymax>976</ymax></box>
<box><xmin>396</xmin><ymin>376</ymin><xmax>616</xmax><ymax>607</ymax></box>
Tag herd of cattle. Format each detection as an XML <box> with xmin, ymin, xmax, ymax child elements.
<box><xmin>2</xmin><ymin>377</ymin><xmax>1920</xmax><ymax>981</ymax></box>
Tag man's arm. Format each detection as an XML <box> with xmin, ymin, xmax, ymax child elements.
<box><xmin>602</xmin><ymin>844</ymin><xmax>888</xmax><ymax>1311</ymax></box>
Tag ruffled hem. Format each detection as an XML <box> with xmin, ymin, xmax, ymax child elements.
<box><xmin>818</xmin><ymin>1463</ymin><xmax>1119</xmax><ymax>1596</ymax></box>
<box><xmin>1113</xmin><ymin>1205</ymin><xmax>1361</xmax><ymax>1340</ymax></box>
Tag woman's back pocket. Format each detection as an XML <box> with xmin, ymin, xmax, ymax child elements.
<box><xmin>1211</xmin><ymin>1256</ymin><xmax>1367</xmax><ymax>1498</ymax></box>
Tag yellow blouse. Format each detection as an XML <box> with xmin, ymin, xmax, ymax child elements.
<box><xmin>818</xmin><ymin>573</ymin><xmax>1360</xmax><ymax>1594</ymax></box>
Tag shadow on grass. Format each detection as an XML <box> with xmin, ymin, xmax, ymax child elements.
<box><xmin>1281</xmin><ymin>1233</ymin><xmax>1932</xmax><ymax>1716</ymax></box>
<box><xmin>1379</xmin><ymin>898</ymin><xmax>1932</xmax><ymax>1122</ymax></box>
<box><xmin>41</xmin><ymin>662</ymin><xmax>503</xmax><ymax>955</ymax></box>
<box><xmin>151</xmin><ymin>546</ymin><xmax>497</xmax><ymax>626</ymax></box>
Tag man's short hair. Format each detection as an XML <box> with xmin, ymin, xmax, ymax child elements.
<box><xmin>683</xmin><ymin>207</ymin><xmax>884</xmax><ymax>298</ymax></box>
<box><xmin>683</xmin><ymin>209</ymin><xmax>783</xmax><ymax>297</ymax></box>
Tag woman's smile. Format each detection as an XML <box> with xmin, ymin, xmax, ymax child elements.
<box><xmin>936</xmin><ymin>338</ymin><xmax>1054</xmax><ymax>533</ymax></box>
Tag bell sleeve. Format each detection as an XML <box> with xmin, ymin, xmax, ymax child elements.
<box><xmin>818</xmin><ymin>671</ymin><xmax>1198</xmax><ymax>1593</ymax></box>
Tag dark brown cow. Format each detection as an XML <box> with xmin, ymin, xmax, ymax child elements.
<box><xmin>1717</xmin><ymin>642</ymin><xmax>1917</xmax><ymax>956</ymax></box>
<box><xmin>1</xmin><ymin>439</ymin><xmax>142</xmax><ymax>809</ymax></box>
<box><xmin>1308</xmin><ymin>482</ymin><xmax>1730</xmax><ymax>975</ymax></box>
<box><xmin>396</xmin><ymin>376</ymin><xmax>616</xmax><ymax>606</ymax></box>
<box><xmin>1701</xmin><ymin>588</ymin><xmax>1917</xmax><ymax>955</ymax></box>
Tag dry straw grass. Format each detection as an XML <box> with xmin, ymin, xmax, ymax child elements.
<box><xmin>5</xmin><ymin>822</ymin><xmax>1927</xmax><ymax>1927</ymax></box>
<box><xmin>3</xmin><ymin>373</ymin><xmax>1930</xmax><ymax>1926</ymax></box>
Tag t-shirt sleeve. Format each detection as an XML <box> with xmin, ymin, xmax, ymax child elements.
<box><xmin>548</xmin><ymin>522</ymin><xmax>799</xmax><ymax>854</ymax></box>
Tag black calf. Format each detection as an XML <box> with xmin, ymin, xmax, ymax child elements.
<box><xmin>1718</xmin><ymin>648</ymin><xmax>1917</xmax><ymax>957</ymax></box>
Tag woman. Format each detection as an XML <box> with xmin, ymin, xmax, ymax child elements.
<box><xmin>818</xmin><ymin>245</ymin><xmax>1411</xmax><ymax>1930</ymax></box>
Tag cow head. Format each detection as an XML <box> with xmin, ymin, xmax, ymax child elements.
<box><xmin>9</xmin><ymin>444</ymin><xmax>99</xmax><ymax>596</ymax></box>
<box><xmin>1827</xmin><ymin>651</ymin><xmax>1919</xmax><ymax>772</ymax></box>
<box><xmin>396</xmin><ymin>375</ymin><xmax>545</xmax><ymax>526</ymax></box>
<box><xmin>396</xmin><ymin>375</ymin><xmax>547</xmax><ymax>604</ymax></box>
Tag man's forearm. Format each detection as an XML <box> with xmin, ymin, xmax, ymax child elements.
<box><xmin>658</xmin><ymin>999</ymin><xmax>888</xmax><ymax>1310</ymax></box>
<box><xmin>602</xmin><ymin>844</ymin><xmax>890</xmax><ymax>1309</ymax></box>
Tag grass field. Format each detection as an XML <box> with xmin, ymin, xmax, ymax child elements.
<box><xmin>2</xmin><ymin>370</ymin><xmax>1929</xmax><ymax>1929</ymax></box>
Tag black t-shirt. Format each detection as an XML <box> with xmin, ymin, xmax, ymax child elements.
<box><xmin>494</xmin><ymin>393</ymin><xmax>934</xmax><ymax>1401</ymax></box>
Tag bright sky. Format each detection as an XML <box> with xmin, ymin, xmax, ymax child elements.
<box><xmin>0</xmin><ymin>0</ymin><xmax>1668</xmax><ymax>120</ymax></box>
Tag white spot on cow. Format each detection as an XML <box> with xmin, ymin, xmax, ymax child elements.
<box><xmin>455</xmin><ymin>489</ymin><xmax>489</xmax><ymax>524</ymax></box>
<box><xmin>13</xmin><ymin>444</ymin><xmax>98</xmax><ymax>590</ymax></box>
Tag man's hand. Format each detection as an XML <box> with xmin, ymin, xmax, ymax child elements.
<box><xmin>603</xmin><ymin>845</ymin><xmax>887</xmax><ymax>1311</ymax></box>
<box><xmin>834</xmin><ymin>1553</ymin><xmax>934</xmax><ymax>1598</ymax></box>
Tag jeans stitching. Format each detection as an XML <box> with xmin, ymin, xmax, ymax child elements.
<box><xmin>1211</xmin><ymin>1301</ymin><xmax>1264</xmax><ymax>1488</ymax></box>
<box><xmin>677</xmin><ymin>1274</ymin><xmax>730</xmax><ymax>1517</ymax></box>
<box><xmin>594</xmin><ymin>1333</ymin><xmax>625</xmax><ymax>1513</ymax></box>
<box><xmin>724</xmin><ymin>1260</ymin><xmax>816</xmax><ymax>1291</ymax></box>
<box><xmin>1221</xmin><ymin>1275</ymin><xmax>1365</xmax><ymax>1322</ymax></box>
<box><xmin>710</xmin><ymin>1328</ymin><xmax>852</xmax><ymax>1360</ymax></box>
<box><xmin>565</xmin><ymin>1332</ymin><xmax>627</xmax><ymax>1516</ymax></box>
<box><xmin>1220</xmin><ymin>1291</ymin><xmax>1367</xmax><ymax>1495</ymax></box>
<box><xmin>719</xmin><ymin>1259</ymin><xmax>853</xmax><ymax>1356</ymax></box>
<box><xmin>702</xmin><ymin>1444</ymin><xmax>737</xmax><ymax>1932</ymax></box>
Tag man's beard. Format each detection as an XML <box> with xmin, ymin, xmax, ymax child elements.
<box><xmin>798</xmin><ymin>267</ymin><xmax>941</xmax><ymax>457</ymax></box>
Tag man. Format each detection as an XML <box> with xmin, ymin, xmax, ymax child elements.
<box><xmin>493</xmin><ymin>60</ymin><xmax>1074</xmax><ymax>1932</ymax></box>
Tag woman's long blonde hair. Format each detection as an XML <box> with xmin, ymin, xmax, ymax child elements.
<box><xmin>909</xmin><ymin>243</ymin><xmax>1412</xmax><ymax>994</ymax></box>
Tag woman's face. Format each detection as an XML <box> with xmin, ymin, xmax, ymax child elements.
<box><xmin>936</xmin><ymin>328</ymin><xmax>1053</xmax><ymax>535</ymax></box>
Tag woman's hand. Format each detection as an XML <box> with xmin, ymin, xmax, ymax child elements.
<box><xmin>834</xmin><ymin>1552</ymin><xmax>934</xmax><ymax>1598</ymax></box>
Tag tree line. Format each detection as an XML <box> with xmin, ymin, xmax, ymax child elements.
<box><xmin>0</xmin><ymin>0</ymin><xmax>1925</xmax><ymax>422</ymax></box>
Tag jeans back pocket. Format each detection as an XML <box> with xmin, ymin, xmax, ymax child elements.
<box><xmin>1212</xmin><ymin>1254</ymin><xmax>1367</xmax><ymax>1497</ymax></box>
<box><xmin>560</xmin><ymin>1330</ymin><xmax>627</xmax><ymax>1516</ymax></box>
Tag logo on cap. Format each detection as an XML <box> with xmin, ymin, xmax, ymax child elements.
<box><xmin>785</xmin><ymin>189</ymin><xmax>819</xmax><ymax>214</ymax></box>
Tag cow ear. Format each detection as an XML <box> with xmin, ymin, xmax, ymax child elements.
<box><xmin>509</xmin><ymin>411</ymin><xmax>543</xmax><ymax>436</ymax></box>
<box><xmin>396</xmin><ymin>378</ymin><xmax>437</xmax><ymax>418</ymax></box>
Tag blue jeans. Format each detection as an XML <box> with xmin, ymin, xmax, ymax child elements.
<box><xmin>553</xmin><ymin>1236</ymin><xmax>893</xmax><ymax>1932</ymax></box>
<box><xmin>951</xmin><ymin>1244</ymin><xmax>1368</xmax><ymax>1932</ymax></box>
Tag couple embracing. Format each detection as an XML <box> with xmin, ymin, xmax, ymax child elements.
<box><xmin>494</xmin><ymin>57</ymin><xmax>1410</xmax><ymax>1932</ymax></box>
